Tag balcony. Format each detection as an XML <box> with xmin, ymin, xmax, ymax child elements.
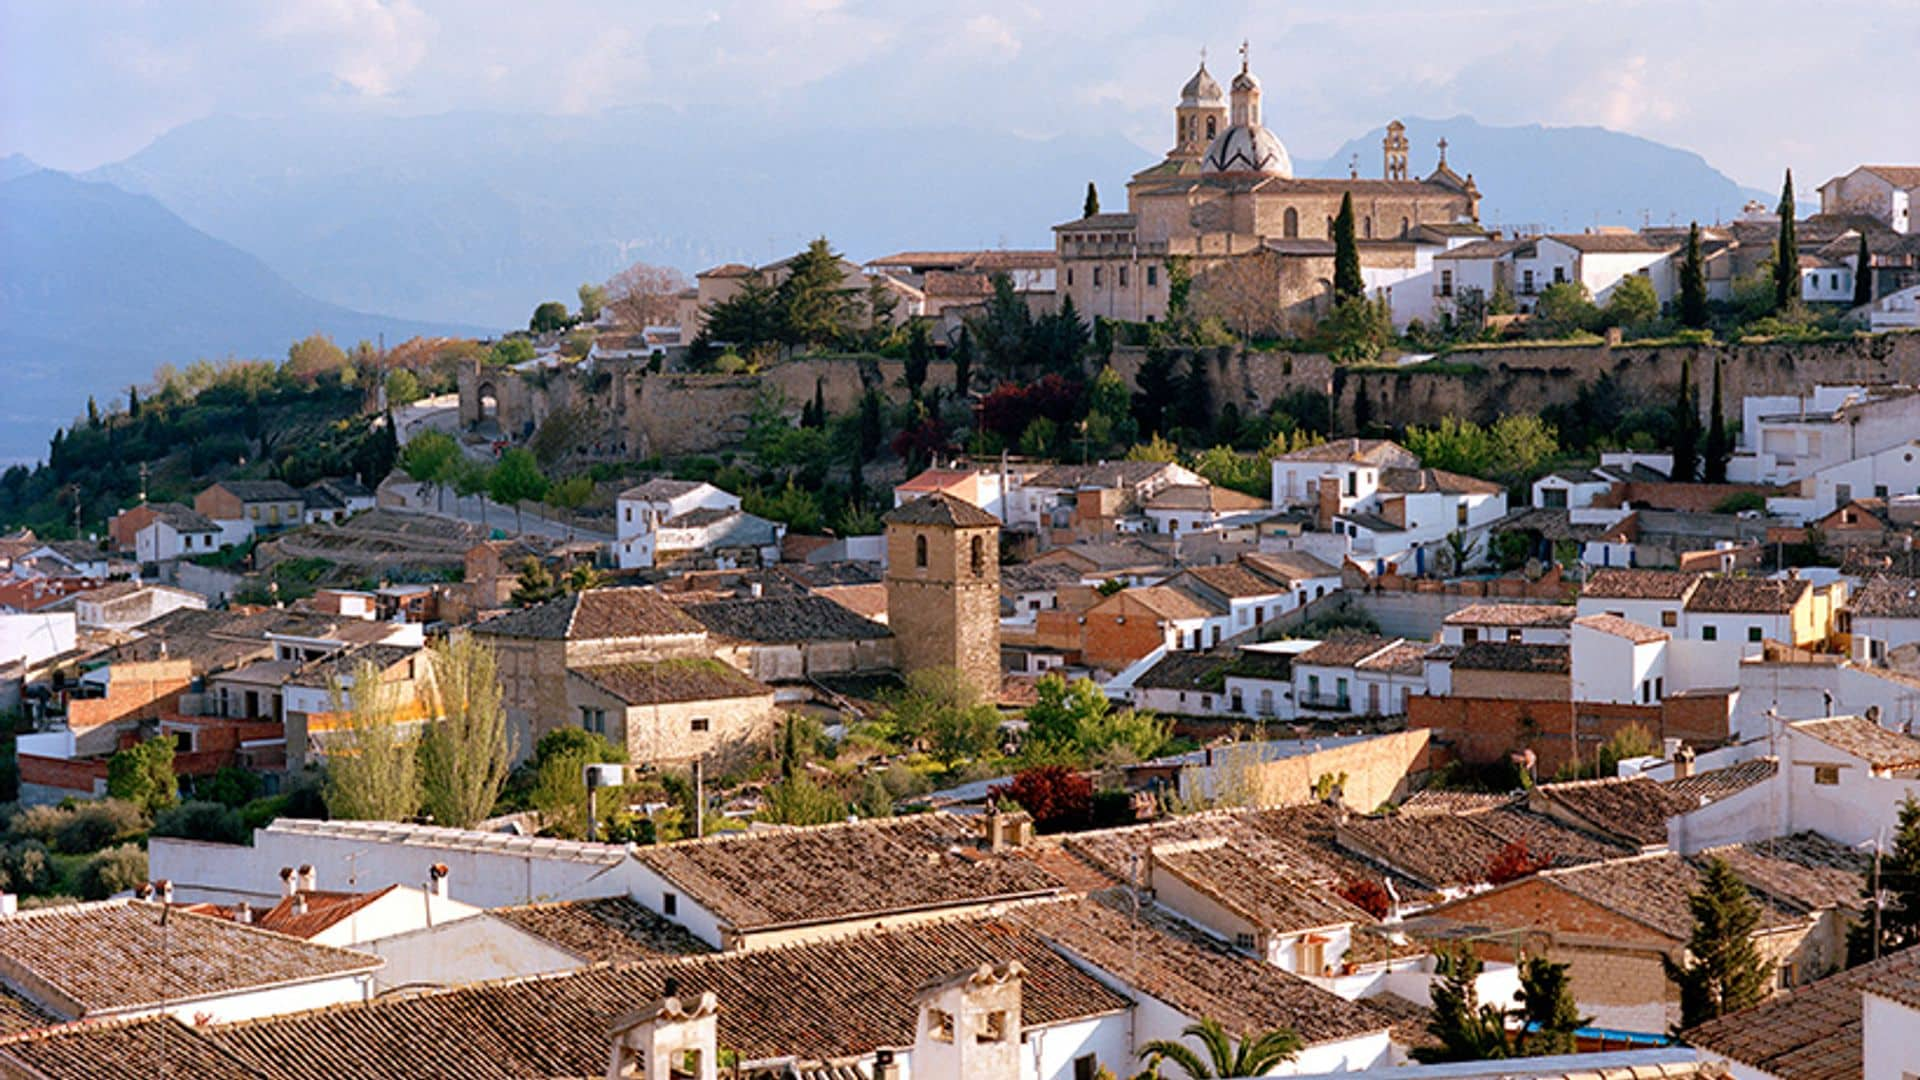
<box><xmin>1297</xmin><ymin>693</ymin><xmax>1353</xmax><ymax>712</ymax></box>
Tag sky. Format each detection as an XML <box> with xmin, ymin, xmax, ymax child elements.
<box><xmin>3</xmin><ymin>0</ymin><xmax>1917</xmax><ymax>188</ymax></box>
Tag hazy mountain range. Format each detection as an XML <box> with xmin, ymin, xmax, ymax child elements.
<box><xmin>0</xmin><ymin>108</ymin><xmax>1774</xmax><ymax>464</ymax></box>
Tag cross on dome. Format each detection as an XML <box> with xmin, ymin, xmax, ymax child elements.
<box><xmin>1437</xmin><ymin>137</ymin><xmax>1449</xmax><ymax>164</ymax></box>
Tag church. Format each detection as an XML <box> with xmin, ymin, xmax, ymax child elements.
<box><xmin>1055</xmin><ymin>45</ymin><xmax>1488</xmax><ymax>328</ymax></box>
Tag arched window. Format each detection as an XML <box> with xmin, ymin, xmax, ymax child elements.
<box><xmin>1400</xmin><ymin>216</ymin><xmax>1410</xmax><ymax>237</ymax></box>
<box><xmin>970</xmin><ymin>535</ymin><xmax>987</xmax><ymax>576</ymax></box>
<box><xmin>1326</xmin><ymin>216</ymin><xmax>1335</xmax><ymax>235</ymax></box>
<box><xmin>1283</xmin><ymin>207</ymin><xmax>1299</xmax><ymax>239</ymax></box>
<box><xmin>1363</xmin><ymin>216</ymin><xmax>1374</xmax><ymax>239</ymax></box>
<box><xmin>1206</xmin><ymin>116</ymin><xmax>1217</xmax><ymax>139</ymax></box>
<box><xmin>915</xmin><ymin>534</ymin><xmax>928</xmax><ymax>568</ymax></box>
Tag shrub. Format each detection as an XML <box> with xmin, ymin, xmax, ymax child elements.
<box><xmin>77</xmin><ymin>844</ymin><xmax>148</xmax><ymax>900</ymax></box>
<box><xmin>151</xmin><ymin>801</ymin><xmax>249</xmax><ymax>846</ymax></box>
<box><xmin>1090</xmin><ymin>788</ymin><xmax>1137</xmax><ymax>829</ymax></box>
<box><xmin>1712</xmin><ymin>491</ymin><xmax>1766</xmax><ymax>515</ymax></box>
<box><xmin>198</xmin><ymin>766</ymin><xmax>261</xmax><ymax>808</ymax></box>
<box><xmin>0</xmin><ymin>839</ymin><xmax>53</xmax><ymax>895</ymax></box>
<box><xmin>240</xmin><ymin>794</ymin><xmax>292</xmax><ymax>833</ymax></box>
<box><xmin>1486</xmin><ymin>839</ymin><xmax>1552</xmax><ymax>885</ymax></box>
<box><xmin>7</xmin><ymin>803</ymin><xmax>68</xmax><ymax>845</ymax></box>
<box><xmin>991</xmin><ymin>766</ymin><xmax>1093</xmax><ymax>833</ymax></box>
<box><xmin>54</xmin><ymin>799</ymin><xmax>146</xmax><ymax>855</ymax></box>
<box><xmin>1337</xmin><ymin>876</ymin><xmax>1393</xmax><ymax>919</ymax></box>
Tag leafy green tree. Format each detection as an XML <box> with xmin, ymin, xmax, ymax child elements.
<box><xmin>759</xmin><ymin>773</ymin><xmax>847</xmax><ymax>826</ymax></box>
<box><xmin>286</xmin><ymin>333</ymin><xmax>349</xmax><ymax>380</ymax></box>
<box><xmin>488</xmin><ymin>448</ymin><xmax>549</xmax><ymax>531</ymax></box>
<box><xmin>323</xmin><ymin>659</ymin><xmax>421</xmax><ymax>821</ymax></box>
<box><xmin>1132</xmin><ymin>348</ymin><xmax>1181</xmax><ymax>437</ymax></box>
<box><xmin>1664</xmin><ymin>857</ymin><xmax>1772</xmax><ymax>1029</ymax></box>
<box><xmin>1853</xmin><ymin>231</ymin><xmax>1873</xmax><ymax>308</ymax></box>
<box><xmin>971</xmin><ymin>272</ymin><xmax>1034</xmax><ymax>379</ymax></box>
<box><xmin>419</xmin><ymin>636</ymin><xmax>514</xmax><ymax>829</ymax></box>
<box><xmin>1037</xmin><ymin>293</ymin><xmax>1089</xmax><ymax>375</ymax></box>
<box><xmin>1532</xmin><ymin>282</ymin><xmax>1601</xmax><ymax>338</ymax></box>
<box><xmin>1024</xmin><ymin>674</ymin><xmax>1169</xmax><ymax>763</ymax></box>
<box><xmin>1403</xmin><ymin>414</ymin><xmax>1563</xmax><ymax>484</ymax></box>
<box><xmin>510</xmin><ymin>556</ymin><xmax>564</xmax><ymax>607</ymax></box>
<box><xmin>1315</xmin><ymin>296</ymin><xmax>1394</xmax><ymax>362</ymax></box>
<box><xmin>399</xmin><ymin>430</ymin><xmax>461</xmax><ymax>511</ymax></box>
<box><xmin>702</xmin><ymin>274</ymin><xmax>785</xmax><ymax>352</ymax></box>
<box><xmin>1773</xmin><ymin>170</ymin><xmax>1800</xmax><ymax>312</ymax></box>
<box><xmin>77</xmin><ymin>844</ymin><xmax>147</xmax><ymax>900</ymax></box>
<box><xmin>1084</xmin><ymin>365</ymin><xmax>1136</xmax><ymax>450</ymax></box>
<box><xmin>1671</xmin><ymin>355</ymin><xmax>1700</xmax><ymax>482</ymax></box>
<box><xmin>1332</xmin><ymin>192</ymin><xmax>1364</xmax><ymax>303</ymax></box>
<box><xmin>777</xmin><ymin>237</ymin><xmax>855</xmax><ymax>349</ymax></box>
<box><xmin>1137</xmin><ymin>1017</ymin><xmax>1303</xmax><ymax>1079</ymax></box>
<box><xmin>107</xmin><ymin>737</ymin><xmax>177</xmax><ymax>815</ymax></box>
<box><xmin>882</xmin><ymin>668</ymin><xmax>1003</xmax><ymax>764</ymax></box>
<box><xmin>1515</xmin><ymin>955</ymin><xmax>1588</xmax><ymax>1055</ymax></box>
<box><xmin>1680</xmin><ymin>222</ymin><xmax>1709</xmax><ymax>329</ymax></box>
<box><xmin>904</xmin><ymin>320</ymin><xmax>932</xmax><ymax>398</ymax></box>
<box><xmin>578</xmin><ymin>282</ymin><xmax>608</xmax><ymax>322</ymax></box>
<box><xmin>543</xmin><ymin>473</ymin><xmax>595</xmax><ymax>540</ymax></box>
<box><xmin>1165</xmin><ymin>256</ymin><xmax>1194</xmax><ymax>320</ymax></box>
<box><xmin>1605</xmin><ymin>275</ymin><xmax>1660</xmax><ymax>330</ymax></box>
<box><xmin>529</xmin><ymin>728</ymin><xmax>624</xmax><ymax>839</ymax></box>
<box><xmin>1084</xmin><ymin>181</ymin><xmax>1100</xmax><ymax>218</ymax></box>
<box><xmin>151</xmin><ymin>801</ymin><xmax>249</xmax><ymax>845</ymax></box>
<box><xmin>1849</xmin><ymin>795</ymin><xmax>1920</xmax><ymax>964</ymax></box>
<box><xmin>1414</xmin><ymin>947</ymin><xmax>1512</xmax><ymax>1062</ymax></box>
<box><xmin>385</xmin><ymin>368</ymin><xmax>423</xmax><ymax>407</ymax></box>
<box><xmin>530</xmin><ymin>301</ymin><xmax>571</xmax><ymax>333</ymax></box>
<box><xmin>1703</xmin><ymin>359</ymin><xmax>1731</xmax><ymax>483</ymax></box>
<box><xmin>489</xmin><ymin>338</ymin><xmax>536</xmax><ymax>367</ymax></box>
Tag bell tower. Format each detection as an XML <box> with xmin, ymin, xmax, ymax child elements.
<box><xmin>1172</xmin><ymin>54</ymin><xmax>1226</xmax><ymax>160</ymax></box>
<box><xmin>883</xmin><ymin>493</ymin><xmax>1002</xmax><ymax>701</ymax></box>
<box><xmin>1383</xmin><ymin>120</ymin><xmax>1409</xmax><ymax>181</ymax></box>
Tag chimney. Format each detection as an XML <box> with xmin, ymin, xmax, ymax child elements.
<box><xmin>1867</xmin><ymin>704</ymin><xmax>1884</xmax><ymax>727</ymax></box>
<box><xmin>912</xmin><ymin>962</ymin><xmax>1024</xmax><ymax>1080</ymax></box>
<box><xmin>603</xmin><ymin>989</ymin><xmax>720</xmax><ymax>1080</ymax></box>
<box><xmin>293</xmin><ymin>893</ymin><xmax>308</xmax><ymax>915</ymax></box>
<box><xmin>428</xmin><ymin>863</ymin><xmax>451</xmax><ymax>899</ymax></box>
<box><xmin>297</xmin><ymin>864</ymin><xmax>317</xmax><ymax>893</ymax></box>
<box><xmin>156</xmin><ymin>879</ymin><xmax>174</xmax><ymax>905</ymax></box>
<box><xmin>279</xmin><ymin>866</ymin><xmax>297</xmax><ymax>898</ymax></box>
<box><xmin>1672</xmin><ymin>744</ymin><xmax>1696</xmax><ymax>780</ymax></box>
<box><xmin>235</xmin><ymin>901</ymin><xmax>252</xmax><ymax>925</ymax></box>
<box><xmin>135</xmin><ymin>882</ymin><xmax>155</xmax><ymax>901</ymax></box>
<box><xmin>872</xmin><ymin>1049</ymin><xmax>902</xmax><ymax>1080</ymax></box>
<box><xmin>0</xmin><ymin>893</ymin><xmax>17</xmax><ymax>916</ymax></box>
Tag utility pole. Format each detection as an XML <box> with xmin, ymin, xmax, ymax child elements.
<box><xmin>693</xmin><ymin>757</ymin><xmax>705</xmax><ymax>840</ymax></box>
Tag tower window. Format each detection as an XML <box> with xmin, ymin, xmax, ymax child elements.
<box><xmin>1147</xmin><ymin>265</ymin><xmax>1158</xmax><ymax>287</ymax></box>
<box><xmin>1283</xmin><ymin>207</ymin><xmax>1299</xmax><ymax>239</ymax></box>
<box><xmin>970</xmin><ymin>535</ymin><xmax>987</xmax><ymax>576</ymax></box>
<box><xmin>1206</xmin><ymin>116</ymin><xmax>1217</xmax><ymax>139</ymax></box>
<box><xmin>915</xmin><ymin>534</ymin><xmax>928</xmax><ymax>568</ymax></box>
<box><xmin>1093</xmin><ymin>267</ymin><xmax>1103</xmax><ymax>288</ymax></box>
<box><xmin>1363</xmin><ymin>216</ymin><xmax>1374</xmax><ymax>239</ymax></box>
<box><xmin>1118</xmin><ymin>265</ymin><xmax>1129</xmax><ymax>288</ymax></box>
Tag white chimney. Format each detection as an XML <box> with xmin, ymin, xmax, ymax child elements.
<box><xmin>156</xmin><ymin>879</ymin><xmax>173</xmax><ymax>905</ymax></box>
<box><xmin>603</xmin><ymin>989</ymin><xmax>720</xmax><ymax>1080</ymax></box>
<box><xmin>279</xmin><ymin>866</ymin><xmax>297</xmax><ymax>898</ymax></box>
<box><xmin>428</xmin><ymin>863</ymin><xmax>450</xmax><ymax>899</ymax></box>
<box><xmin>235</xmin><ymin>901</ymin><xmax>252</xmax><ymax>925</ymax></box>
<box><xmin>297</xmin><ymin>864</ymin><xmax>317</xmax><ymax>893</ymax></box>
<box><xmin>293</xmin><ymin>893</ymin><xmax>308</xmax><ymax>916</ymax></box>
<box><xmin>0</xmin><ymin>893</ymin><xmax>17</xmax><ymax>916</ymax></box>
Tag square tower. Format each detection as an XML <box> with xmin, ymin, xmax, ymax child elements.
<box><xmin>884</xmin><ymin>493</ymin><xmax>1002</xmax><ymax>701</ymax></box>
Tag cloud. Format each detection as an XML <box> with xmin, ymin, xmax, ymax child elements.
<box><xmin>261</xmin><ymin>0</ymin><xmax>434</xmax><ymax>98</ymax></box>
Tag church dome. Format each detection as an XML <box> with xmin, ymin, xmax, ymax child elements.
<box><xmin>1202</xmin><ymin>123</ymin><xmax>1293</xmax><ymax>177</ymax></box>
<box><xmin>1180</xmin><ymin>64</ymin><xmax>1224</xmax><ymax>106</ymax></box>
<box><xmin>1231</xmin><ymin>67</ymin><xmax>1261</xmax><ymax>95</ymax></box>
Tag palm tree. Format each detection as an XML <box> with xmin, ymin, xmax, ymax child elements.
<box><xmin>1137</xmin><ymin>1018</ymin><xmax>1303</xmax><ymax>1079</ymax></box>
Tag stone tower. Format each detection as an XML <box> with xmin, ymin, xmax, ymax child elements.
<box><xmin>1172</xmin><ymin>60</ymin><xmax>1227</xmax><ymax>160</ymax></box>
<box><xmin>884</xmin><ymin>493</ymin><xmax>1001</xmax><ymax>701</ymax></box>
<box><xmin>1383</xmin><ymin>120</ymin><xmax>1409</xmax><ymax>181</ymax></box>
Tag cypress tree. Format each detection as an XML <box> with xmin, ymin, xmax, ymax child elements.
<box><xmin>1083</xmin><ymin>181</ymin><xmax>1100</xmax><ymax>219</ymax></box>
<box><xmin>1515</xmin><ymin>955</ymin><xmax>1588</xmax><ymax>1056</ymax></box>
<box><xmin>1703</xmin><ymin>358</ymin><xmax>1730</xmax><ymax>483</ymax></box>
<box><xmin>1663</xmin><ymin>857</ymin><xmax>1771</xmax><ymax>1029</ymax></box>
<box><xmin>1773</xmin><ymin>170</ymin><xmax>1799</xmax><ymax>312</ymax></box>
<box><xmin>1853</xmin><ymin>231</ymin><xmax>1874</xmax><ymax>308</ymax></box>
<box><xmin>1671</xmin><ymin>355</ymin><xmax>1699</xmax><ymax>482</ymax></box>
<box><xmin>904</xmin><ymin>321</ymin><xmax>931</xmax><ymax>399</ymax></box>
<box><xmin>1848</xmin><ymin>795</ymin><xmax>1920</xmax><ymax>965</ymax></box>
<box><xmin>952</xmin><ymin>325</ymin><xmax>974</xmax><ymax>395</ymax></box>
<box><xmin>1679</xmin><ymin>222</ymin><xmax>1709</xmax><ymax>329</ymax></box>
<box><xmin>1333</xmin><ymin>192</ymin><xmax>1364</xmax><ymax>303</ymax></box>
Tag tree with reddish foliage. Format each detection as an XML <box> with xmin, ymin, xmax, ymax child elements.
<box><xmin>991</xmin><ymin>766</ymin><xmax>1093</xmax><ymax>833</ymax></box>
<box><xmin>889</xmin><ymin>407</ymin><xmax>953</xmax><ymax>475</ymax></box>
<box><xmin>977</xmin><ymin>374</ymin><xmax>1083</xmax><ymax>442</ymax></box>
<box><xmin>1336</xmin><ymin>876</ymin><xmax>1393</xmax><ymax>919</ymax></box>
<box><xmin>1485</xmin><ymin>839</ymin><xmax>1551</xmax><ymax>885</ymax></box>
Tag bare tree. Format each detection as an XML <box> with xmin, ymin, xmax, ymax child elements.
<box><xmin>418</xmin><ymin>635</ymin><xmax>514</xmax><ymax>829</ymax></box>
<box><xmin>1191</xmin><ymin>250</ymin><xmax>1290</xmax><ymax>340</ymax></box>
<box><xmin>606</xmin><ymin>262</ymin><xmax>691</xmax><ymax>329</ymax></box>
<box><xmin>323</xmin><ymin>660</ymin><xmax>421</xmax><ymax>821</ymax></box>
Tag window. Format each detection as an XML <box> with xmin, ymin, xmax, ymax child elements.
<box><xmin>1200</xmin><ymin>694</ymin><xmax>1212</xmax><ymax>710</ymax></box>
<box><xmin>1661</xmin><ymin>610</ymin><xmax>1678</xmax><ymax>627</ymax></box>
<box><xmin>1066</xmin><ymin>268</ymin><xmax>1073</xmax><ymax>286</ymax></box>
<box><xmin>1456</xmin><ymin>502</ymin><xmax>1468</xmax><ymax>526</ymax></box>
<box><xmin>1778</xmin><ymin>961</ymin><xmax>1797</xmax><ymax>989</ymax></box>
<box><xmin>1234</xmin><ymin>932</ymin><xmax>1257</xmax><ymax>951</ymax></box>
<box><xmin>1642</xmin><ymin>679</ymin><xmax>1651</xmax><ymax>703</ymax></box>
<box><xmin>1655</xmin><ymin>677</ymin><xmax>1663</xmax><ymax>698</ymax></box>
<box><xmin>1814</xmin><ymin>765</ymin><xmax>1840</xmax><ymax>785</ymax></box>
<box><xmin>662</xmin><ymin>892</ymin><xmax>678</xmax><ymax>916</ymax></box>
<box><xmin>970</xmin><ymin>535</ymin><xmax>987</xmax><ymax>576</ymax></box>
<box><xmin>1553</xmin><ymin>265</ymin><xmax>1567</xmax><ymax>284</ymax></box>
<box><xmin>1363</xmin><ymin>215</ymin><xmax>1373</xmax><ymax>239</ymax></box>
<box><xmin>1506</xmin><ymin>629</ymin><xmax>1523</xmax><ymax>643</ymax></box>
<box><xmin>1439</xmin><ymin>269</ymin><xmax>1453</xmax><ymax>297</ymax></box>
<box><xmin>928</xmin><ymin>1008</ymin><xmax>955</xmax><ymax>1043</ymax></box>
<box><xmin>1295</xmin><ymin>937</ymin><xmax>1326</xmax><ymax>973</ymax></box>
<box><xmin>1541</xmin><ymin>486</ymin><xmax>1567</xmax><ymax>509</ymax></box>
<box><xmin>1702</xmin><ymin>625</ymin><xmax>1717</xmax><ymax>641</ymax></box>
<box><xmin>1462</xmin><ymin>627</ymin><xmax>1479</xmax><ymax>644</ymax></box>
<box><xmin>1075</xmin><ymin>1056</ymin><xmax>1099</xmax><ymax>1080</ymax></box>
<box><xmin>1118</xmin><ymin>265</ymin><xmax>1129</xmax><ymax>288</ymax></box>
<box><xmin>1283</xmin><ymin>207</ymin><xmax>1299</xmax><ymax>239</ymax></box>
<box><xmin>1092</xmin><ymin>266</ymin><xmax>1103</xmax><ymax>288</ymax></box>
<box><xmin>1147</xmin><ymin>265</ymin><xmax>1158</xmax><ymax>287</ymax></box>
<box><xmin>579</xmin><ymin>706</ymin><xmax>606</xmax><ymax>735</ymax></box>
<box><xmin>690</xmin><ymin>717</ymin><xmax>710</xmax><ymax>733</ymax></box>
<box><xmin>977</xmin><ymin>1009</ymin><xmax>1009</xmax><ymax>1044</ymax></box>
<box><xmin>1748</xmin><ymin>626</ymin><xmax>1763</xmax><ymax>643</ymax></box>
<box><xmin>1522</xmin><ymin>269</ymin><xmax>1536</xmax><ymax>294</ymax></box>
<box><xmin>915</xmin><ymin>534</ymin><xmax>927</xmax><ymax>568</ymax></box>
<box><xmin>1206</xmin><ymin>116</ymin><xmax>1217</xmax><ymax>139</ymax></box>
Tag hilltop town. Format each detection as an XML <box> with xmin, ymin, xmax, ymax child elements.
<box><xmin>3</xmin><ymin>53</ymin><xmax>1920</xmax><ymax>1080</ymax></box>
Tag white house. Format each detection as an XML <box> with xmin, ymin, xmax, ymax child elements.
<box><xmin>1736</xmin><ymin>384</ymin><xmax>1920</xmax><ymax>488</ymax></box>
<box><xmin>1571</xmin><ymin>613</ymin><xmax>1671</xmax><ymax>706</ymax></box>
<box><xmin>1270</xmin><ymin>439</ymin><xmax>1419</xmax><ymax>512</ymax></box>
<box><xmin>615</xmin><ymin>479</ymin><xmax>745</xmax><ymax>570</ymax></box>
<box><xmin>1441</xmin><ymin>602</ymin><xmax>1576</xmax><ymax>646</ymax></box>
<box><xmin>1818</xmin><ymin>164</ymin><xmax>1919</xmax><ymax>234</ymax></box>
<box><xmin>1864</xmin><ymin>282</ymin><xmax>1920</xmax><ymax>331</ymax></box>
<box><xmin>0</xmin><ymin>610</ymin><xmax>77</xmax><ymax>668</ymax></box>
<box><xmin>1332</xmin><ymin>467</ymin><xmax>1509</xmax><ymax>574</ymax></box>
<box><xmin>1731</xmin><ymin>643</ymin><xmax>1920</xmax><ymax>741</ymax></box>
<box><xmin>133</xmin><ymin>502</ymin><xmax>224</xmax><ymax>563</ymax></box>
<box><xmin>1293</xmin><ymin>636</ymin><xmax>1430</xmax><ymax>718</ymax></box>
<box><xmin>1850</xmin><ymin>576</ymin><xmax>1920</xmax><ymax>665</ymax></box>
<box><xmin>1799</xmin><ymin>254</ymin><xmax>1857</xmax><ymax>304</ymax></box>
<box><xmin>1766</xmin><ymin>438</ymin><xmax>1920</xmax><ymax>522</ymax></box>
<box><xmin>1141</xmin><ymin>484</ymin><xmax>1270</xmax><ymax>537</ymax></box>
<box><xmin>1514</xmin><ymin>233</ymin><xmax>1679</xmax><ymax>309</ymax></box>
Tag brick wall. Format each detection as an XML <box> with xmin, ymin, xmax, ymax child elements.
<box><xmin>1408</xmin><ymin>691</ymin><xmax>1733</xmax><ymax>774</ymax></box>
<box><xmin>67</xmin><ymin>659</ymin><xmax>194</xmax><ymax>756</ymax></box>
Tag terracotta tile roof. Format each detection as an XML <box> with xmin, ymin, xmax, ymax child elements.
<box><xmin>1376</xmin><ymin>467</ymin><xmax>1506</xmax><ymax>496</ymax></box>
<box><xmin>208</xmin><ymin>480</ymin><xmax>302</xmax><ymax>503</ymax></box>
<box><xmin>631</xmin><ymin>814</ymin><xmax>1064</xmax><ymax>933</ymax></box>
<box><xmin>471</xmin><ymin>586</ymin><xmax>705</xmax><ymax>641</ymax></box>
<box><xmin>1531</xmin><ymin>776</ymin><xmax>1696</xmax><ymax>847</ymax></box>
<box><xmin>1119</xmin><ymin>585</ymin><xmax>1219</xmax><ymax>621</ymax></box>
<box><xmin>1572</xmin><ymin>612</ymin><xmax>1670</xmax><ymax>643</ymax></box>
<box><xmin>1395</xmin><ymin>789</ymin><xmax>1519</xmax><ymax>816</ymax></box>
<box><xmin>1173</xmin><ymin>562</ymin><xmax>1292</xmax><ymax>600</ymax></box>
<box><xmin>1582</xmin><ymin>567</ymin><xmax>1700</xmax><ymax>601</ymax></box>
<box><xmin>1356</xmin><ymin>641</ymin><xmax>1433</xmax><ymax>675</ymax></box>
<box><xmin>0</xmin><ymin>900</ymin><xmax>381</xmax><ymax>1017</ymax></box>
<box><xmin>251</xmin><ymin>887</ymin><xmax>396</xmax><ymax>939</ymax></box>
<box><xmin>1546</xmin><ymin>232</ymin><xmax>1680</xmax><ymax>253</ymax></box>
<box><xmin>1860</xmin><ymin>165</ymin><xmax>1920</xmax><ymax>187</ymax></box>
<box><xmin>811</xmin><ymin>582</ymin><xmax>888</xmax><ymax>621</ymax></box>
<box><xmin>1011</xmin><ymin>892</ymin><xmax>1394</xmax><ymax>1045</ymax></box>
<box><xmin>1851</xmin><ymin>575</ymin><xmax>1920</xmax><ymax>619</ymax></box>
<box><xmin>881</xmin><ymin>491</ymin><xmax>1000</xmax><ymax>528</ymax></box>
<box><xmin>205</xmin><ymin>916</ymin><xmax>1127</xmax><ymax>1076</ymax></box>
<box><xmin>571</xmin><ymin>658</ymin><xmax>772</xmax><ymax>706</ymax></box>
<box><xmin>1151</xmin><ymin>840</ymin><xmax>1376</xmax><ymax>933</ymax></box>
<box><xmin>1686</xmin><ymin>944</ymin><xmax>1920</xmax><ymax>1080</ymax></box>
<box><xmin>1450</xmin><ymin>641</ymin><xmax>1570</xmax><ymax>674</ymax></box>
<box><xmin>1444</xmin><ymin>603</ymin><xmax>1576</xmax><ymax>628</ymax></box>
<box><xmin>1296</xmin><ymin>635</ymin><xmax>1399</xmax><ymax>669</ymax></box>
<box><xmin>0</xmin><ymin>1016</ymin><xmax>268</xmax><ymax>1080</ymax></box>
<box><xmin>1685</xmin><ymin>575</ymin><xmax>1811</xmax><ymax>614</ymax></box>
<box><xmin>1145</xmin><ymin>484</ymin><xmax>1269</xmax><ymax>512</ymax></box>
<box><xmin>1024</xmin><ymin>460</ymin><xmax>1181</xmax><ymax>490</ymax></box>
<box><xmin>1239</xmin><ymin>550</ymin><xmax>1341</xmax><ymax>582</ymax></box>
<box><xmin>1336</xmin><ymin>808</ymin><xmax>1630</xmax><ymax>891</ymax></box>
<box><xmin>490</xmin><ymin>896</ymin><xmax>714</xmax><ymax>963</ymax></box>
<box><xmin>1662</xmin><ymin>757</ymin><xmax>1779</xmax><ymax>805</ymax></box>
<box><xmin>1791</xmin><ymin>715</ymin><xmax>1920</xmax><ymax>770</ymax></box>
<box><xmin>999</xmin><ymin>561</ymin><xmax>1084</xmax><ymax>592</ymax></box>
<box><xmin>0</xmin><ymin>986</ymin><xmax>55</xmax><ymax>1036</ymax></box>
<box><xmin>1271</xmin><ymin>438</ymin><xmax>1418</xmax><ymax>467</ymax></box>
<box><xmin>1132</xmin><ymin>649</ymin><xmax>1231</xmax><ymax>692</ymax></box>
<box><xmin>618</xmin><ymin>477</ymin><xmax>707</xmax><ymax>501</ymax></box>
<box><xmin>680</xmin><ymin>594</ymin><xmax>891</xmax><ymax>644</ymax></box>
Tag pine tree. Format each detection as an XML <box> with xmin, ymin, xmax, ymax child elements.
<box><xmin>777</xmin><ymin>237</ymin><xmax>854</xmax><ymax>349</ymax></box>
<box><xmin>1670</xmin><ymin>355</ymin><xmax>1699</xmax><ymax>482</ymax></box>
<box><xmin>86</xmin><ymin>397</ymin><xmax>100</xmax><ymax>429</ymax></box>
<box><xmin>1848</xmin><ymin>795</ymin><xmax>1920</xmax><ymax>965</ymax></box>
<box><xmin>952</xmin><ymin>325</ymin><xmax>975</xmax><ymax>395</ymax></box>
<box><xmin>1703</xmin><ymin>359</ymin><xmax>1730</xmax><ymax>483</ymax></box>
<box><xmin>1852</xmin><ymin>231</ymin><xmax>1874</xmax><ymax>308</ymax></box>
<box><xmin>1664</xmin><ymin>857</ymin><xmax>1772</xmax><ymax>1030</ymax></box>
<box><xmin>1083</xmin><ymin>181</ymin><xmax>1100</xmax><ymax>219</ymax></box>
<box><xmin>1515</xmin><ymin>955</ymin><xmax>1588</xmax><ymax>1055</ymax></box>
<box><xmin>1414</xmin><ymin>947</ymin><xmax>1512</xmax><ymax>1063</ymax></box>
<box><xmin>1773</xmin><ymin>170</ymin><xmax>1800</xmax><ymax>312</ymax></box>
<box><xmin>127</xmin><ymin>386</ymin><xmax>140</xmax><ymax>419</ymax></box>
<box><xmin>1333</xmin><ymin>192</ymin><xmax>1364</xmax><ymax>303</ymax></box>
<box><xmin>1680</xmin><ymin>222</ymin><xmax>1709</xmax><ymax>329</ymax></box>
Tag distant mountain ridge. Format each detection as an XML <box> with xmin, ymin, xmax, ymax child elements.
<box><xmin>0</xmin><ymin>169</ymin><xmax>477</xmax><ymax>464</ymax></box>
<box><xmin>1293</xmin><ymin>115</ymin><xmax>1773</xmax><ymax>233</ymax></box>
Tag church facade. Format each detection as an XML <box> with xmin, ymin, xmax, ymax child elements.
<box><xmin>1055</xmin><ymin>48</ymin><xmax>1486</xmax><ymax>328</ymax></box>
